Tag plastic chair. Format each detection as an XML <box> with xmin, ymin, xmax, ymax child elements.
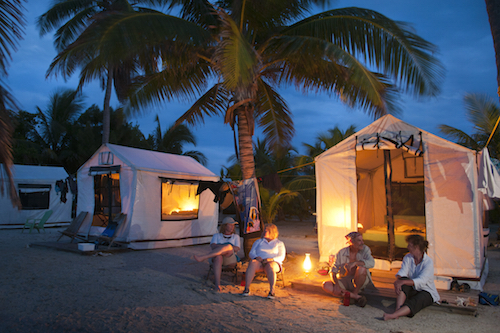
<box><xmin>57</xmin><ymin>211</ymin><xmax>88</xmax><ymax>242</ymax></box>
<box><xmin>22</xmin><ymin>210</ymin><xmax>53</xmax><ymax>234</ymax></box>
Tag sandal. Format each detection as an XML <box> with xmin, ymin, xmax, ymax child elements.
<box><xmin>356</xmin><ymin>295</ymin><xmax>367</xmax><ymax>307</ymax></box>
<box><xmin>241</xmin><ymin>289</ymin><xmax>250</xmax><ymax>297</ymax></box>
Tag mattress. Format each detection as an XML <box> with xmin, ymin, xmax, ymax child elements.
<box><xmin>363</xmin><ymin>216</ymin><xmax>426</xmax><ymax>248</ymax></box>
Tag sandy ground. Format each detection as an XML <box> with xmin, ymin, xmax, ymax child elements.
<box><xmin>1</xmin><ymin>219</ymin><xmax>500</xmax><ymax>333</ymax></box>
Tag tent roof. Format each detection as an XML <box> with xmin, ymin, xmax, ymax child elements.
<box><xmin>316</xmin><ymin>114</ymin><xmax>472</xmax><ymax>162</ymax></box>
<box><xmin>7</xmin><ymin>165</ymin><xmax>69</xmax><ymax>181</ymax></box>
<box><xmin>89</xmin><ymin>144</ymin><xmax>219</xmax><ymax>180</ymax></box>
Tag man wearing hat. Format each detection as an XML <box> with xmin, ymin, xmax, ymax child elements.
<box><xmin>322</xmin><ymin>231</ymin><xmax>374</xmax><ymax>307</ymax></box>
<box><xmin>194</xmin><ymin>217</ymin><xmax>241</xmax><ymax>291</ymax></box>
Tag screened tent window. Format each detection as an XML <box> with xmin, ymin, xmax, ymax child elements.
<box><xmin>161</xmin><ymin>180</ymin><xmax>199</xmax><ymax>221</ymax></box>
<box><xmin>18</xmin><ymin>184</ymin><xmax>51</xmax><ymax>210</ymax></box>
<box><xmin>94</xmin><ymin>173</ymin><xmax>121</xmax><ymax>223</ymax></box>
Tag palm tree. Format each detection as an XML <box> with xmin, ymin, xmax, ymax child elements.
<box><xmin>37</xmin><ymin>0</ymin><xmax>163</xmax><ymax>144</ymax></box>
<box><xmin>486</xmin><ymin>0</ymin><xmax>500</xmax><ymax>99</ymax></box>
<box><xmin>439</xmin><ymin>93</ymin><xmax>500</xmax><ymax>158</ymax></box>
<box><xmin>0</xmin><ymin>0</ymin><xmax>25</xmax><ymax>207</ymax></box>
<box><xmin>85</xmin><ymin>1</ymin><xmax>443</xmax><ymax>182</ymax></box>
<box><xmin>149</xmin><ymin>115</ymin><xmax>208</xmax><ymax>165</ymax></box>
<box><xmin>303</xmin><ymin>125</ymin><xmax>357</xmax><ymax>158</ymax></box>
<box><xmin>35</xmin><ymin>88</ymin><xmax>86</xmax><ymax>164</ymax></box>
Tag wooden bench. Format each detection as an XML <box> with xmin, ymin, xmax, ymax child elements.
<box><xmin>291</xmin><ymin>269</ymin><xmax>478</xmax><ymax>316</ymax></box>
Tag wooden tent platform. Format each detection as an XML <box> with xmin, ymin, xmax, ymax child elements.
<box><xmin>290</xmin><ymin>269</ymin><xmax>478</xmax><ymax>316</ymax></box>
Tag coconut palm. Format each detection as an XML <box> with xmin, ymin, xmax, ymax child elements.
<box><xmin>37</xmin><ymin>0</ymin><xmax>164</xmax><ymax>144</ymax></box>
<box><xmin>486</xmin><ymin>0</ymin><xmax>500</xmax><ymax>97</ymax></box>
<box><xmin>0</xmin><ymin>0</ymin><xmax>25</xmax><ymax>206</ymax></box>
<box><xmin>150</xmin><ymin>115</ymin><xmax>208</xmax><ymax>165</ymax></box>
<box><xmin>439</xmin><ymin>93</ymin><xmax>500</xmax><ymax>158</ymax></box>
<box><xmin>83</xmin><ymin>1</ymin><xmax>443</xmax><ymax>182</ymax></box>
<box><xmin>35</xmin><ymin>88</ymin><xmax>86</xmax><ymax>164</ymax></box>
<box><xmin>303</xmin><ymin>125</ymin><xmax>357</xmax><ymax>158</ymax></box>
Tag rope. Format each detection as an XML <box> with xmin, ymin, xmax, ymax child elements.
<box><xmin>276</xmin><ymin>161</ymin><xmax>315</xmax><ymax>174</ymax></box>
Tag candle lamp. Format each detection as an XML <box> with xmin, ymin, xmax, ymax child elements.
<box><xmin>303</xmin><ymin>253</ymin><xmax>312</xmax><ymax>278</ymax></box>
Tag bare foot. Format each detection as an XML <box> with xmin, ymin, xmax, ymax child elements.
<box><xmin>214</xmin><ymin>285</ymin><xmax>221</xmax><ymax>292</ymax></box>
<box><xmin>193</xmin><ymin>255</ymin><xmax>204</xmax><ymax>262</ymax></box>
<box><xmin>383</xmin><ymin>313</ymin><xmax>396</xmax><ymax>321</ymax></box>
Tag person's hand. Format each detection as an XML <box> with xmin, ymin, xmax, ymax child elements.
<box><xmin>346</xmin><ymin>262</ymin><xmax>356</xmax><ymax>271</ymax></box>
<box><xmin>394</xmin><ymin>279</ymin><xmax>405</xmax><ymax>295</ymax></box>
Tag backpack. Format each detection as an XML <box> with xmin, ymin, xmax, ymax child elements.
<box><xmin>479</xmin><ymin>292</ymin><xmax>500</xmax><ymax>306</ymax></box>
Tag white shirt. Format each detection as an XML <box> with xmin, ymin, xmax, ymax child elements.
<box><xmin>249</xmin><ymin>238</ymin><xmax>286</xmax><ymax>264</ymax></box>
<box><xmin>397</xmin><ymin>253</ymin><xmax>440</xmax><ymax>302</ymax></box>
<box><xmin>211</xmin><ymin>233</ymin><xmax>240</xmax><ymax>249</ymax></box>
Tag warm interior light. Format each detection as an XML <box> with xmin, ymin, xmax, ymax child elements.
<box><xmin>303</xmin><ymin>253</ymin><xmax>312</xmax><ymax>273</ymax></box>
<box><xmin>357</xmin><ymin>223</ymin><xmax>364</xmax><ymax>229</ymax></box>
<box><xmin>162</xmin><ymin>182</ymin><xmax>199</xmax><ymax>220</ymax></box>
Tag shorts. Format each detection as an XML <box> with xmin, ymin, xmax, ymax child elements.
<box><xmin>222</xmin><ymin>252</ymin><xmax>237</xmax><ymax>266</ymax></box>
<box><xmin>401</xmin><ymin>285</ymin><xmax>433</xmax><ymax>317</ymax></box>
<box><xmin>262</xmin><ymin>260</ymin><xmax>282</xmax><ymax>273</ymax></box>
<box><xmin>337</xmin><ymin>274</ymin><xmax>370</xmax><ymax>292</ymax></box>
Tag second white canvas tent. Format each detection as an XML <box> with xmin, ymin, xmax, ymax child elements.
<box><xmin>315</xmin><ymin>115</ymin><xmax>499</xmax><ymax>288</ymax></box>
<box><xmin>0</xmin><ymin>164</ymin><xmax>72</xmax><ymax>229</ymax></box>
<box><xmin>76</xmin><ymin>144</ymin><xmax>220</xmax><ymax>249</ymax></box>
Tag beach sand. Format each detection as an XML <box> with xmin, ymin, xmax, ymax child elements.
<box><xmin>1</xmin><ymin>218</ymin><xmax>499</xmax><ymax>332</ymax></box>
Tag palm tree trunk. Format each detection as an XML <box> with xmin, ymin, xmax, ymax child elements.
<box><xmin>236</xmin><ymin>108</ymin><xmax>256</xmax><ymax>180</ymax></box>
<box><xmin>102</xmin><ymin>69</ymin><xmax>113</xmax><ymax>144</ymax></box>
<box><xmin>486</xmin><ymin>0</ymin><xmax>500</xmax><ymax>96</ymax></box>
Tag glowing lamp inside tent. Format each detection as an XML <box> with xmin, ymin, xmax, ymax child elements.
<box><xmin>303</xmin><ymin>253</ymin><xmax>312</xmax><ymax>275</ymax></box>
<box><xmin>357</xmin><ymin>223</ymin><xmax>364</xmax><ymax>230</ymax></box>
<box><xmin>161</xmin><ymin>181</ymin><xmax>199</xmax><ymax>220</ymax></box>
<box><xmin>326</xmin><ymin>205</ymin><xmax>352</xmax><ymax>228</ymax></box>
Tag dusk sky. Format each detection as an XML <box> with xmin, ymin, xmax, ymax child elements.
<box><xmin>5</xmin><ymin>0</ymin><xmax>497</xmax><ymax>174</ymax></box>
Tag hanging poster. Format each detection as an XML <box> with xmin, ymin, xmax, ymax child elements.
<box><xmin>230</xmin><ymin>178</ymin><xmax>262</xmax><ymax>234</ymax></box>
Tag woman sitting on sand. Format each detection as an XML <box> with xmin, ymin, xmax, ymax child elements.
<box><xmin>194</xmin><ymin>217</ymin><xmax>240</xmax><ymax>292</ymax></box>
<box><xmin>241</xmin><ymin>223</ymin><xmax>286</xmax><ymax>299</ymax></box>
<box><xmin>383</xmin><ymin>234</ymin><xmax>440</xmax><ymax>320</ymax></box>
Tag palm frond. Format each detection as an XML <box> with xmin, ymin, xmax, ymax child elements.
<box><xmin>174</xmin><ymin>83</ymin><xmax>230</xmax><ymax>127</ymax></box>
<box><xmin>254</xmin><ymin>80</ymin><xmax>295</xmax><ymax>151</ymax></box>
<box><xmin>282</xmin><ymin>7</ymin><xmax>444</xmax><ymax>97</ymax></box>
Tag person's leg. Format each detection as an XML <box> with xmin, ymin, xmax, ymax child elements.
<box><xmin>383</xmin><ymin>305</ymin><xmax>411</xmax><ymax>320</ymax></box>
<box><xmin>264</xmin><ymin>262</ymin><xmax>280</xmax><ymax>294</ymax></box>
<box><xmin>322</xmin><ymin>280</ymin><xmax>345</xmax><ymax>297</ymax></box>
<box><xmin>243</xmin><ymin>259</ymin><xmax>263</xmax><ymax>293</ymax></box>
<box><xmin>350</xmin><ymin>266</ymin><xmax>368</xmax><ymax>300</ymax></box>
<box><xmin>194</xmin><ymin>244</ymin><xmax>233</xmax><ymax>262</ymax></box>
<box><xmin>395</xmin><ymin>286</ymin><xmax>408</xmax><ymax>310</ymax></box>
<box><xmin>212</xmin><ymin>255</ymin><xmax>223</xmax><ymax>291</ymax></box>
<box><xmin>384</xmin><ymin>285</ymin><xmax>419</xmax><ymax>320</ymax></box>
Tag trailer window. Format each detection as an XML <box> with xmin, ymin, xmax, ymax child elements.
<box><xmin>18</xmin><ymin>184</ymin><xmax>51</xmax><ymax>210</ymax></box>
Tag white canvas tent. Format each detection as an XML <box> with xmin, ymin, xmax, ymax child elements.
<box><xmin>316</xmin><ymin>115</ymin><xmax>500</xmax><ymax>289</ymax></box>
<box><xmin>0</xmin><ymin>165</ymin><xmax>72</xmax><ymax>228</ymax></box>
<box><xmin>76</xmin><ymin>144</ymin><xmax>219</xmax><ymax>249</ymax></box>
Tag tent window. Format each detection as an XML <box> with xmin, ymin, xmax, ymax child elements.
<box><xmin>161</xmin><ymin>180</ymin><xmax>199</xmax><ymax>221</ymax></box>
<box><xmin>391</xmin><ymin>182</ymin><xmax>425</xmax><ymax>216</ymax></box>
<box><xmin>403</xmin><ymin>152</ymin><xmax>424</xmax><ymax>178</ymax></box>
<box><xmin>18</xmin><ymin>184</ymin><xmax>51</xmax><ymax>210</ymax></box>
<box><xmin>93</xmin><ymin>173</ymin><xmax>121</xmax><ymax>225</ymax></box>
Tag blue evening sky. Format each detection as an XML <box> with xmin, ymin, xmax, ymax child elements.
<box><xmin>5</xmin><ymin>0</ymin><xmax>497</xmax><ymax>174</ymax></box>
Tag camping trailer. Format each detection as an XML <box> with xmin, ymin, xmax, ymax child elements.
<box><xmin>315</xmin><ymin>115</ymin><xmax>500</xmax><ymax>289</ymax></box>
<box><xmin>76</xmin><ymin>144</ymin><xmax>220</xmax><ymax>249</ymax></box>
<box><xmin>0</xmin><ymin>164</ymin><xmax>72</xmax><ymax>229</ymax></box>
